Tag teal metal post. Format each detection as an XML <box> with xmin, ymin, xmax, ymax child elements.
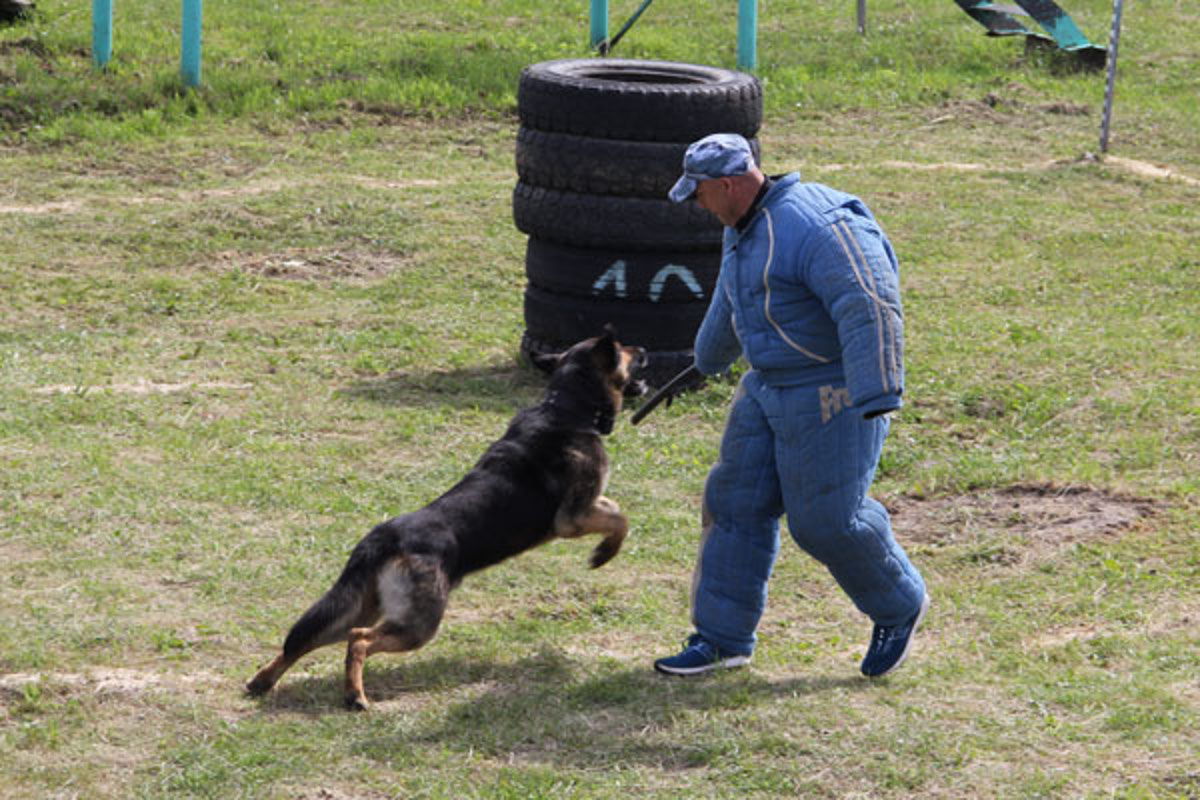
<box><xmin>590</xmin><ymin>0</ymin><xmax>608</xmax><ymax>49</ymax></box>
<box><xmin>181</xmin><ymin>0</ymin><xmax>202</xmax><ymax>87</ymax></box>
<box><xmin>737</xmin><ymin>0</ymin><xmax>757</xmax><ymax>70</ymax></box>
<box><xmin>92</xmin><ymin>0</ymin><xmax>112</xmax><ymax>69</ymax></box>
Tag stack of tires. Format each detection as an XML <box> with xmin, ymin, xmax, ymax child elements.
<box><xmin>514</xmin><ymin>59</ymin><xmax>762</xmax><ymax>386</ymax></box>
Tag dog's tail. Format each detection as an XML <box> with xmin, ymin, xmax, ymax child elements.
<box><xmin>282</xmin><ymin>575</ymin><xmax>367</xmax><ymax>660</ymax></box>
<box><xmin>246</xmin><ymin>540</ymin><xmax>383</xmax><ymax>697</ymax></box>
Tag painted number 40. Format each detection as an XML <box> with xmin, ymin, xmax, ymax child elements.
<box><xmin>591</xmin><ymin>261</ymin><xmax>705</xmax><ymax>302</ymax></box>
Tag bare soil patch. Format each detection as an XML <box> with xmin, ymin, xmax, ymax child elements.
<box><xmin>34</xmin><ymin>380</ymin><xmax>253</xmax><ymax>396</ymax></box>
<box><xmin>210</xmin><ymin>248</ymin><xmax>404</xmax><ymax>282</ymax></box>
<box><xmin>1101</xmin><ymin>155</ymin><xmax>1200</xmax><ymax>187</ymax></box>
<box><xmin>820</xmin><ymin>152</ymin><xmax>1199</xmax><ymax>187</ymax></box>
<box><xmin>0</xmin><ymin>668</ymin><xmax>223</xmax><ymax>700</ymax></box>
<box><xmin>886</xmin><ymin>484</ymin><xmax>1158</xmax><ymax>565</ymax></box>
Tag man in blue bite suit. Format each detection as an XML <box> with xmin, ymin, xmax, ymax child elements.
<box><xmin>654</xmin><ymin>133</ymin><xmax>929</xmax><ymax>678</ymax></box>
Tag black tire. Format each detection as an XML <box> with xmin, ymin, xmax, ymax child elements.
<box><xmin>0</xmin><ymin>0</ymin><xmax>34</xmax><ymax>24</ymax></box>
<box><xmin>525</xmin><ymin>238</ymin><xmax>720</xmax><ymax>304</ymax></box>
<box><xmin>520</xmin><ymin>331</ymin><xmax>698</xmax><ymax>391</ymax></box>
<box><xmin>516</xmin><ymin>128</ymin><xmax>762</xmax><ymax>198</ymax></box>
<box><xmin>518</xmin><ymin>59</ymin><xmax>762</xmax><ymax>142</ymax></box>
<box><xmin>513</xmin><ymin>182</ymin><xmax>722</xmax><ymax>251</ymax></box>
<box><xmin>524</xmin><ymin>285</ymin><xmax>706</xmax><ymax>352</ymax></box>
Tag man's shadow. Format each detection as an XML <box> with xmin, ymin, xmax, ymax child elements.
<box><xmin>264</xmin><ymin>646</ymin><xmax>871</xmax><ymax>770</ymax></box>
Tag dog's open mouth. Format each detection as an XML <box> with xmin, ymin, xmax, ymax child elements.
<box><xmin>623</xmin><ymin>349</ymin><xmax>650</xmax><ymax>398</ymax></box>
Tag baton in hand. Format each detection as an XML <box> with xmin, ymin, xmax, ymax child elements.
<box><xmin>630</xmin><ymin>365</ymin><xmax>701</xmax><ymax>426</ymax></box>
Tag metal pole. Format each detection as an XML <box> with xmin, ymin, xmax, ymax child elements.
<box><xmin>857</xmin><ymin>0</ymin><xmax>867</xmax><ymax>35</ymax></box>
<box><xmin>92</xmin><ymin>0</ymin><xmax>112</xmax><ymax>69</ymax></box>
<box><xmin>181</xmin><ymin>0</ymin><xmax>202</xmax><ymax>87</ymax></box>
<box><xmin>1099</xmin><ymin>0</ymin><xmax>1124</xmax><ymax>153</ymax></box>
<box><xmin>738</xmin><ymin>0</ymin><xmax>757</xmax><ymax>70</ymax></box>
<box><xmin>591</xmin><ymin>0</ymin><xmax>608</xmax><ymax>49</ymax></box>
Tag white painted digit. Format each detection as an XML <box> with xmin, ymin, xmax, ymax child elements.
<box><xmin>649</xmin><ymin>265</ymin><xmax>704</xmax><ymax>302</ymax></box>
<box><xmin>592</xmin><ymin>260</ymin><xmax>628</xmax><ymax>298</ymax></box>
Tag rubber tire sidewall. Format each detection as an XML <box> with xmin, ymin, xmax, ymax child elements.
<box><xmin>523</xmin><ymin>285</ymin><xmax>708</xmax><ymax>352</ymax></box>
<box><xmin>513</xmin><ymin>182</ymin><xmax>722</xmax><ymax>251</ymax></box>
<box><xmin>516</xmin><ymin>128</ymin><xmax>762</xmax><ymax>198</ymax></box>
<box><xmin>518</xmin><ymin>58</ymin><xmax>763</xmax><ymax>142</ymax></box>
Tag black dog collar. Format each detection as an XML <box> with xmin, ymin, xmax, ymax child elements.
<box><xmin>544</xmin><ymin>389</ymin><xmax>615</xmax><ymax>436</ymax></box>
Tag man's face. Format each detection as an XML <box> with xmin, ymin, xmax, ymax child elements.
<box><xmin>694</xmin><ymin>177</ymin><xmax>738</xmax><ymax>227</ymax></box>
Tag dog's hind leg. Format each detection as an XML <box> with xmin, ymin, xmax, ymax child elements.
<box><xmin>247</xmin><ymin>579</ymin><xmax>374</xmax><ymax>698</ymax></box>
<box><xmin>247</xmin><ymin>617</ymin><xmax>370</xmax><ymax>698</ymax></box>
<box><xmin>556</xmin><ymin>496</ymin><xmax>629</xmax><ymax>569</ymax></box>
<box><xmin>343</xmin><ymin>555</ymin><xmax>448</xmax><ymax>711</ymax></box>
<box><xmin>342</xmin><ymin>622</ymin><xmax>434</xmax><ymax>711</ymax></box>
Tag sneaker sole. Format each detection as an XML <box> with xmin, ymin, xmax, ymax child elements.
<box><xmin>868</xmin><ymin>593</ymin><xmax>931</xmax><ymax>678</ymax></box>
<box><xmin>653</xmin><ymin>655</ymin><xmax>751</xmax><ymax>676</ymax></box>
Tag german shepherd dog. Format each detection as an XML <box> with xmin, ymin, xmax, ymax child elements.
<box><xmin>246</xmin><ymin>331</ymin><xmax>647</xmax><ymax>710</ymax></box>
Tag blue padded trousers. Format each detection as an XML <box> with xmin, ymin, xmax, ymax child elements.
<box><xmin>690</xmin><ymin>371</ymin><xmax>926</xmax><ymax>657</ymax></box>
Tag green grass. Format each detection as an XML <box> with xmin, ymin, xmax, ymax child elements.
<box><xmin>3</xmin><ymin>0</ymin><xmax>1200</xmax><ymax>797</ymax></box>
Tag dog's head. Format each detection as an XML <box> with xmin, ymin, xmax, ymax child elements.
<box><xmin>540</xmin><ymin>328</ymin><xmax>649</xmax><ymax>416</ymax></box>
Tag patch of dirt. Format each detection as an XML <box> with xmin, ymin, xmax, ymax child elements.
<box><xmin>822</xmin><ymin>154</ymin><xmax>1199</xmax><ymax>188</ymax></box>
<box><xmin>0</xmin><ymin>37</ymin><xmax>49</xmax><ymax>60</ymax></box>
<box><xmin>1100</xmin><ymin>155</ymin><xmax>1200</xmax><ymax>187</ymax></box>
<box><xmin>0</xmin><ymin>668</ymin><xmax>222</xmax><ymax>699</ymax></box>
<box><xmin>211</xmin><ymin>248</ymin><xmax>403</xmax><ymax>282</ymax></box>
<box><xmin>34</xmin><ymin>380</ymin><xmax>253</xmax><ymax>396</ymax></box>
<box><xmin>885</xmin><ymin>484</ymin><xmax>1159</xmax><ymax>565</ymax></box>
<box><xmin>880</xmin><ymin>159</ymin><xmax>988</xmax><ymax>173</ymax></box>
<box><xmin>289</xmin><ymin>790</ymin><xmax>393</xmax><ymax>800</ymax></box>
<box><xmin>1032</xmin><ymin>594</ymin><xmax>1199</xmax><ymax>651</ymax></box>
<box><xmin>1037</xmin><ymin>101</ymin><xmax>1091</xmax><ymax>116</ymax></box>
<box><xmin>349</xmin><ymin>176</ymin><xmax>444</xmax><ymax>191</ymax></box>
<box><xmin>0</xmin><ymin>199</ymin><xmax>85</xmax><ymax>215</ymax></box>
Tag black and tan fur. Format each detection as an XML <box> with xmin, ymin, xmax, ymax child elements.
<box><xmin>246</xmin><ymin>331</ymin><xmax>646</xmax><ymax>710</ymax></box>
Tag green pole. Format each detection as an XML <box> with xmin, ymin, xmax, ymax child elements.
<box><xmin>181</xmin><ymin>0</ymin><xmax>202</xmax><ymax>87</ymax></box>
<box><xmin>591</xmin><ymin>0</ymin><xmax>608</xmax><ymax>49</ymax></box>
<box><xmin>92</xmin><ymin>0</ymin><xmax>112</xmax><ymax>69</ymax></box>
<box><xmin>737</xmin><ymin>0</ymin><xmax>757</xmax><ymax>70</ymax></box>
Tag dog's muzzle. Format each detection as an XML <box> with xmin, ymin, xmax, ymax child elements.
<box><xmin>624</xmin><ymin>348</ymin><xmax>650</xmax><ymax>398</ymax></box>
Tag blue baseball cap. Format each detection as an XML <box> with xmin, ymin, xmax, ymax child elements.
<box><xmin>668</xmin><ymin>133</ymin><xmax>755</xmax><ymax>203</ymax></box>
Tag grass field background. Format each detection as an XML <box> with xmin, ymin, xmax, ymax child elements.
<box><xmin>2</xmin><ymin>0</ymin><xmax>1198</xmax><ymax>797</ymax></box>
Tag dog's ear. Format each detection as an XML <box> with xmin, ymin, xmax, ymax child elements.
<box><xmin>591</xmin><ymin>327</ymin><xmax>619</xmax><ymax>371</ymax></box>
<box><xmin>528</xmin><ymin>350</ymin><xmax>562</xmax><ymax>374</ymax></box>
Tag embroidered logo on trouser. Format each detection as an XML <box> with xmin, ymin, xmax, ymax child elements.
<box><xmin>819</xmin><ymin>385</ymin><xmax>852</xmax><ymax>424</ymax></box>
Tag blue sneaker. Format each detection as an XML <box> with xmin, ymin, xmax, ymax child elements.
<box><xmin>861</xmin><ymin>593</ymin><xmax>930</xmax><ymax>678</ymax></box>
<box><xmin>654</xmin><ymin>633</ymin><xmax>751</xmax><ymax>676</ymax></box>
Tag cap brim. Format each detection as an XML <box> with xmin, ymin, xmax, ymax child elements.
<box><xmin>668</xmin><ymin>176</ymin><xmax>697</xmax><ymax>203</ymax></box>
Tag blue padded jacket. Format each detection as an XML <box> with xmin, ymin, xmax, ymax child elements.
<box><xmin>693</xmin><ymin>173</ymin><xmax>904</xmax><ymax>417</ymax></box>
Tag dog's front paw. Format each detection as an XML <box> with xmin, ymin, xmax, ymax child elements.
<box><xmin>345</xmin><ymin>693</ymin><xmax>371</xmax><ymax>712</ymax></box>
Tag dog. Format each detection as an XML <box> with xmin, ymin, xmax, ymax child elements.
<box><xmin>246</xmin><ymin>330</ymin><xmax>647</xmax><ymax>710</ymax></box>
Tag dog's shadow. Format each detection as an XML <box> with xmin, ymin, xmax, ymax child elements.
<box><xmin>262</xmin><ymin>647</ymin><xmax>871</xmax><ymax>770</ymax></box>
